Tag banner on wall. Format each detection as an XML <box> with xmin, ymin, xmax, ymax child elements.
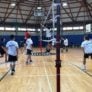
<box><xmin>86</xmin><ymin>24</ymin><xmax>91</xmax><ymax>33</ymax></box>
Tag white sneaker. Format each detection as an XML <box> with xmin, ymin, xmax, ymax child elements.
<box><xmin>82</xmin><ymin>65</ymin><xmax>86</xmax><ymax>71</ymax></box>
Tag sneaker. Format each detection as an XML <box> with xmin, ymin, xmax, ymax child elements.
<box><xmin>12</xmin><ymin>68</ymin><xmax>15</xmax><ymax>72</ymax></box>
<box><xmin>11</xmin><ymin>71</ymin><xmax>14</xmax><ymax>75</ymax></box>
<box><xmin>30</xmin><ymin>60</ymin><xmax>32</xmax><ymax>62</ymax></box>
<box><xmin>82</xmin><ymin>65</ymin><xmax>86</xmax><ymax>71</ymax></box>
<box><xmin>26</xmin><ymin>61</ymin><xmax>29</xmax><ymax>65</ymax></box>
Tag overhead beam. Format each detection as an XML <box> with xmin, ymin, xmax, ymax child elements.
<box><xmin>78</xmin><ymin>0</ymin><xmax>92</xmax><ymax>18</ymax></box>
<box><xmin>61</xmin><ymin>5</ymin><xmax>75</xmax><ymax>21</ymax></box>
<box><xmin>67</xmin><ymin>0</ymin><xmax>75</xmax><ymax>21</ymax></box>
<box><xmin>24</xmin><ymin>7</ymin><xmax>34</xmax><ymax>24</ymax></box>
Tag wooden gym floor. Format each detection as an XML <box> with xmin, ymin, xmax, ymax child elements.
<box><xmin>0</xmin><ymin>48</ymin><xmax>92</xmax><ymax>92</ymax></box>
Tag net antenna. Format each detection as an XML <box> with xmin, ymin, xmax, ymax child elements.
<box><xmin>52</xmin><ymin>0</ymin><xmax>56</xmax><ymax>39</ymax></box>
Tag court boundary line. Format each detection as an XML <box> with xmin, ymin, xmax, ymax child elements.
<box><xmin>0</xmin><ymin>69</ymin><xmax>10</xmax><ymax>82</ymax></box>
<box><xmin>71</xmin><ymin>63</ymin><xmax>92</xmax><ymax>77</ymax></box>
<box><xmin>43</xmin><ymin>59</ymin><xmax>53</xmax><ymax>92</ymax></box>
<box><xmin>39</xmin><ymin>81</ymin><xmax>41</xmax><ymax>92</ymax></box>
<box><xmin>0</xmin><ymin>61</ymin><xmax>55</xmax><ymax>67</ymax></box>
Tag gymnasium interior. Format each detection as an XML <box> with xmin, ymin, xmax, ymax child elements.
<box><xmin>0</xmin><ymin>0</ymin><xmax>92</xmax><ymax>92</ymax></box>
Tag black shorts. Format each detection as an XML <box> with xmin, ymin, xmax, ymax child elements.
<box><xmin>46</xmin><ymin>49</ymin><xmax>50</xmax><ymax>53</ymax></box>
<box><xmin>84</xmin><ymin>53</ymin><xmax>92</xmax><ymax>59</ymax></box>
<box><xmin>8</xmin><ymin>55</ymin><xmax>18</xmax><ymax>62</ymax></box>
<box><xmin>27</xmin><ymin>49</ymin><xmax>32</xmax><ymax>55</ymax></box>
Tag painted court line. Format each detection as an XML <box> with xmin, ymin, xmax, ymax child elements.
<box><xmin>0</xmin><ymin>69</ymin><xmax>10</xmax><ymax>82</ymax></box>
<box><xmin>39</xmin><ymin>81</ymin><xmax>42</xmax><ymax>92</ymax></box>
<box><xmin>70</xmin><ymin>63</ymin><xmax>92</xmax><ymax>77</ymax></box>
<box><xmin>43</xmin><ymin>60</ymin><xmax>53</xmax><ymax>92</ymax></box>
<box><xmin>12</xmin><ymin>74</ymin><xmax>82</xmax><ymax>77</ymax></box>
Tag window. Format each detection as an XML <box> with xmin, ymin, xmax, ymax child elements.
<box><xmin>27</xmin><ymin>28</ymin><xmax>36</xmax><ymax>31</ymax></box>
<box><xmin>0</xmin><ymin>27</ymin><xmax>4</xmax><ymax>30</ymax></box>
<box><xmin>80</xmin><ymin>26</ymin><xmax>84</xmax><ymax>29</ymax></box>
<box><xmin>63</xmin><ymin>27</ymin><xmax>72</xmax><ymax>30</ymax></box>
<box><xmin>63</xmin><ymin>26</ymin><xmax>84</xmax><ymax>31</ymax></box>
<box><xmin>5</xmin><ymin>27</ymin><xmax>16</xmax><ymax>31</ymax></box>
<box><xmin>73</xmin><ymin>27</ymin><xmax>80</xmax><ymax>30</ymax></box>
<box><xmin>18</xmin><ymin>28</ymin><xmax>27</xmax><ymax>31</ymax></box>
<box><xmin>38</xmin><ymin>29</ymin><xmax>41</xmax><ymax>31</ymax></box>
<box><xmin>66</xmin><ymin>27</ymin><xmax>73</xmax><ymax>30</ymax></box>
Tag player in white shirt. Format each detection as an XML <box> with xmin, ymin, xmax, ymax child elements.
<box><xmin>45</xmin><ymin>28</ymin><xmax>51</xmax><ymax>40</ymax></box>
<box><xmin>64</xmin><ymin>38</ymin><xmax>68</xmax><ymax>52</ymax></box>
<box><xmin>81</xmin><ymin>36</ymin><xmax>92</xmax><ymax>70</ymax></box>
<box><xmin>6</xmin><ymin>35</ymin><xmax>19</xmax><ymax>75</ymax></box>
<box><xmin>26</xmin><ymin>34</ymin><xmax>33</xmax><ymax>64</ymax></box>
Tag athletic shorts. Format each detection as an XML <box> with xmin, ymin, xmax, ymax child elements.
<box><xmin>46</xmin><ymin>49</ymin><xmax>50</xmax><ymax>53</ymax></box>
<box><xmin>8</xmin><ymin>55</ymin><xmax>18</xmax><ymax>62</ymax></box>
<box><xmin>27</xmin><ymin>49</ymin><xmax>32</xmax><ymax>55</ymax></box>
<box><xmin>84</xmin><ymin>53</ymin><xmax>92</xmax><ymax>59</ymax></box>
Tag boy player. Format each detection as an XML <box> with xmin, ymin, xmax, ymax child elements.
<box><xmin>81</xmin><ymin>36</ymin><xmax>92</xmax><ymax>70</ymax></box>
<box><xmin>6</xmin><ymin>35</ymin><xmax>19</xmax><ymax>75</ymax></box>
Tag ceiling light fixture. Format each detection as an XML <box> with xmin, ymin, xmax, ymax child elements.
<box><xmin>62</xmin><ymin>2</ymin><xmax>68</xmax><ymax>7</ymax></box>
<box><xmin>37</xmin><ymin>7</ymin><xmax>42</xmax><ymax>10</ymax></box>
<box><xmin>10</xmin><ymin>3</ymin><xmax>16</xmax><ymax>7</ymax></box>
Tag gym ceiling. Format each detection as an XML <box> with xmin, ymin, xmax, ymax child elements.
<box><xmin>0</xmin><ymin>0</ymin><xmax>92</xmax><ymax>27</ymax></box>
